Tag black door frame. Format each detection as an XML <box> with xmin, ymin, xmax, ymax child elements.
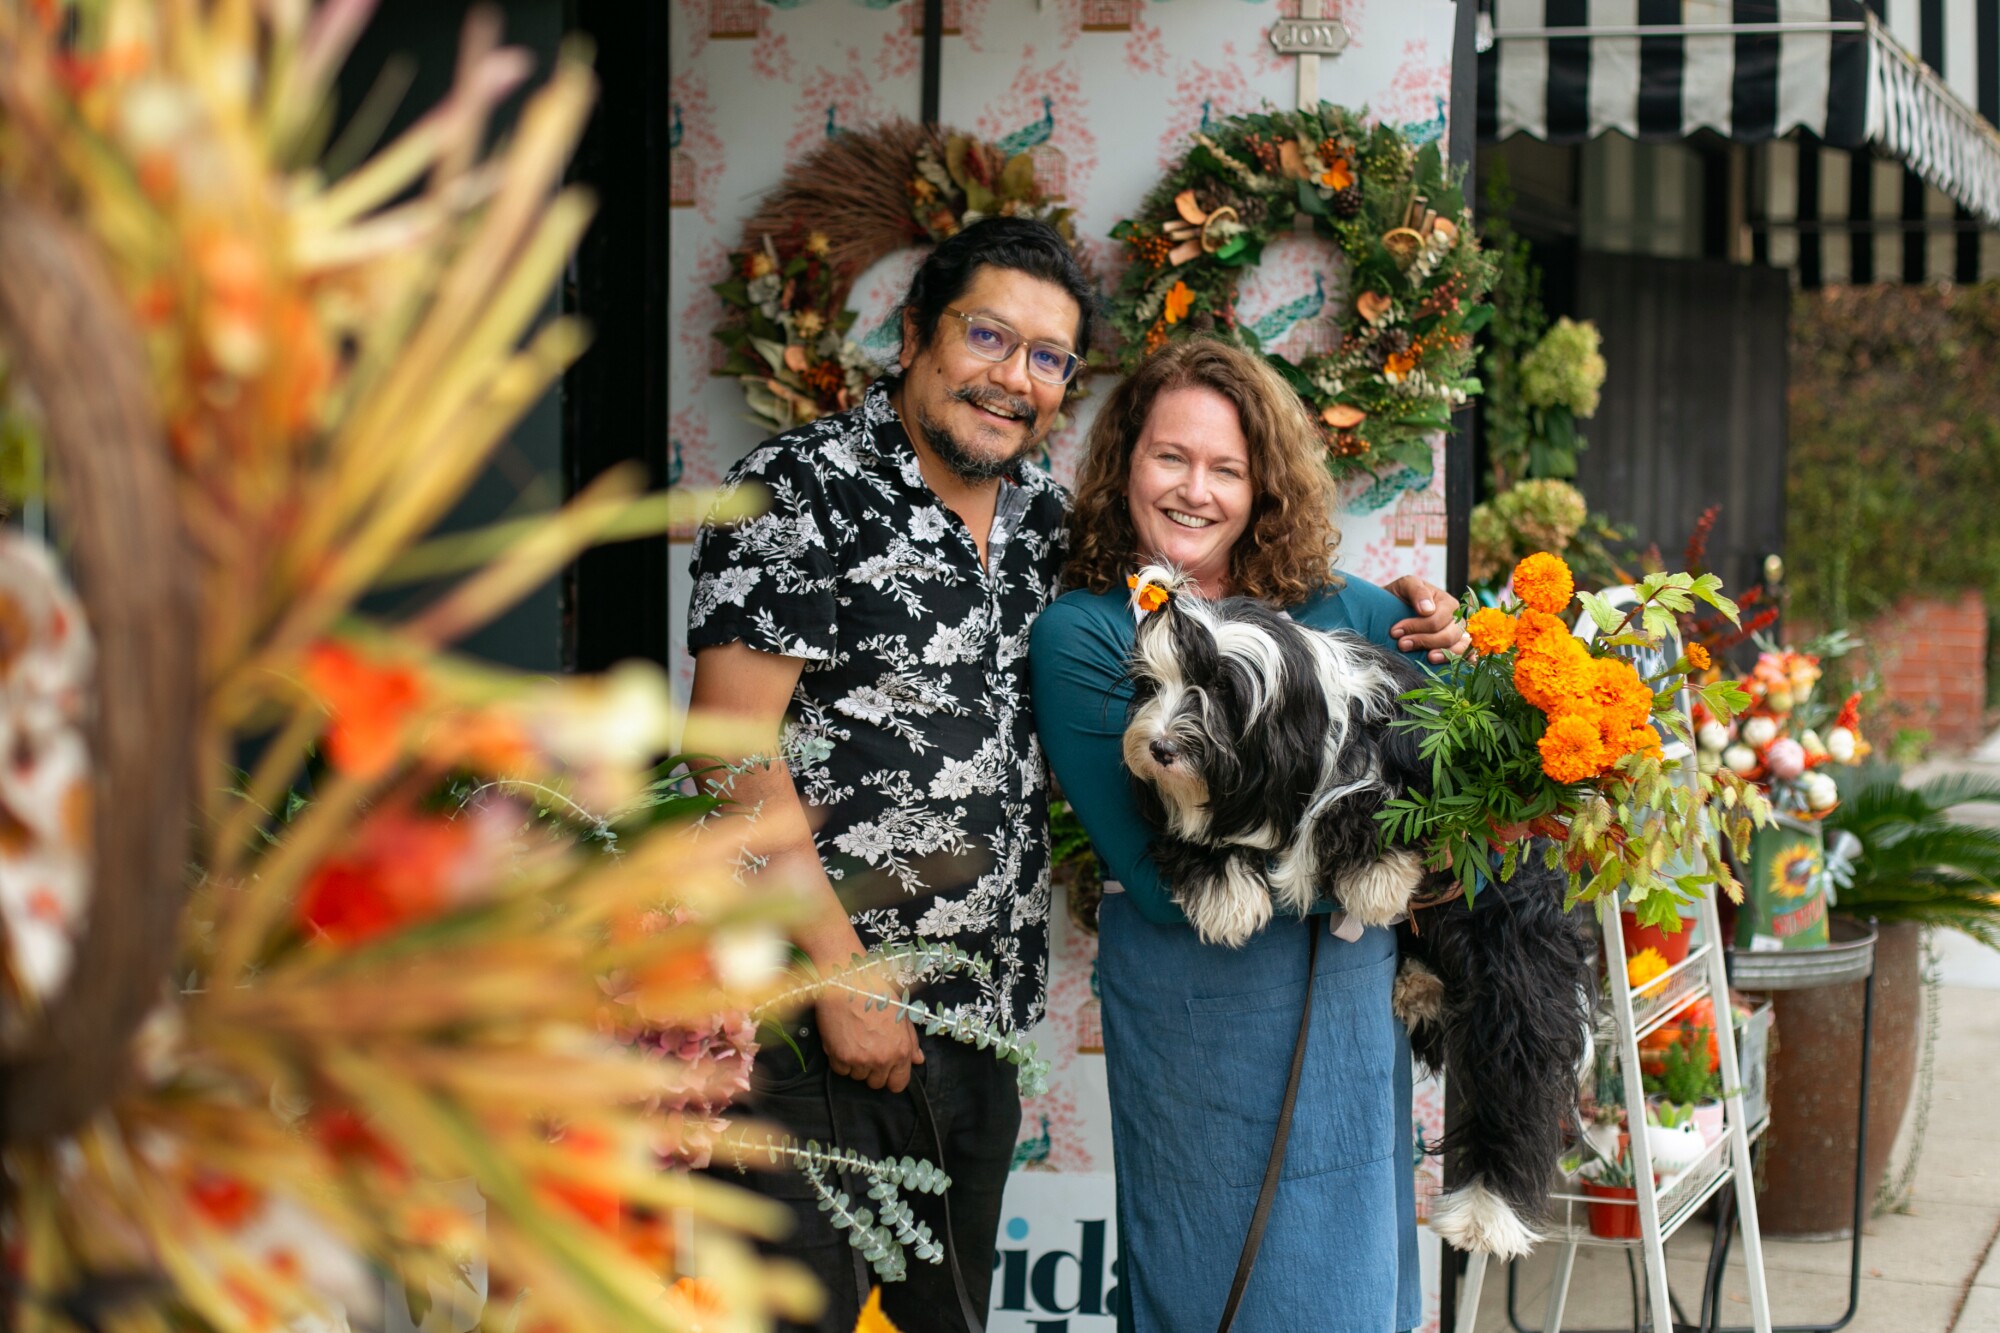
<box><xmin>562</xmin><ymin>1</ymin><xmax>673</xmax><ymax>673</ymax></box>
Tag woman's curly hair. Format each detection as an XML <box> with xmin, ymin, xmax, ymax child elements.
<box><xmin>1063</xmin><ymin>337</ymin><xmax>1341</xmax><ymax>604</ymax></box>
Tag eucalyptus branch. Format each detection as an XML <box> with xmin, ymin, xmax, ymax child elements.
<box><xmin>744</xmin><ymin>1136</ymin><xmax>951</xmax><ymax>1283</ymax></box>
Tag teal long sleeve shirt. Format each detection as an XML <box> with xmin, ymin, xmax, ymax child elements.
<box><xmin>1028</xmin><ymin>576</ymin><xmax>1433</xmax><ymax>926</ymax></box>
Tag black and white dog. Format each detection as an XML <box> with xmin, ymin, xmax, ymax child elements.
<box><xmin>1121</xmin><ymin>566</ymin><xmax>1596</xmax><ymax>1259</ymax></box>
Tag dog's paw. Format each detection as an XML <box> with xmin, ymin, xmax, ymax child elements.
<box><xmin>1336</xmin><ymin>848</ymin><xmax>1423</xmax><ymax>928</ymax></box>
<box><xmin>1186</xmin><ymin>858</ymin><xmax>1273</xmax><ymax>948</ymax></box>
<box><xmin>1430</xmin><ymin>1181</ymin><xmax>1543</xmax><ymax>1260</ymax></box>
<box><xmin>1391</xmin><ymin>958</ymin><xmax>1445</xmax><ymax>1031</ymax></box>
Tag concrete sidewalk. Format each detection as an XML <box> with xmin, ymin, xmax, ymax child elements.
<box><xmin>1468</xmin><ymin>984</ymin><xmax>2000</xmax><ymax>1332</ymax></box>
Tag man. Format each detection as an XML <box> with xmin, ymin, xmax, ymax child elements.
<box><xmin>686</xmin><ymin>217</ymin><xmax>1462</xmax><ymax>1331</ymax></box>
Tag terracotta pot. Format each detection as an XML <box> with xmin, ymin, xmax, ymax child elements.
<box><xmin>1753</xmin><ymin>920</ymin><xmax>1923</xmax><ymax>1239</ymax></box>
<box><xmin>1582</xmin><ymin>1181</ymin><xmax>1642</xmax><ymax>1240</ymax></box>
<box><xmin>1621</xmin><ymin>910</ymin><xmax>1692</xmax><ymax>966</ymax></box>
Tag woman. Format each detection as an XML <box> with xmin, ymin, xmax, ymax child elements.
<box><xmin>1028</xmin><ymin>338</ymin><xmax>1462</xmax><ymax>1331</ymax></box>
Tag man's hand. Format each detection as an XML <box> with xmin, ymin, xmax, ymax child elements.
<box><xmin>812</xmin><ymin>952</ymin><xmax>925</xmax><ymax>1093</ymax></box>
<box><xmin>1384</xmin><ymin>575</ymin><xmax>1469</xmax><ymax>663</ymax></box>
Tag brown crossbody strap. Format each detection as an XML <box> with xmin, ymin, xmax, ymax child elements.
<box><xmin>1216</xmin><ymin>923</ymin><xmax>1322</xmax><ymax>1332</ymax></box>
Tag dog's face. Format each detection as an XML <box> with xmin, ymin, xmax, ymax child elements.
<box><xmin>1124</xmin><ymin>580</ymin><xmax>1319</xmax><ymax>848</ymax></box>
<box><xmin>1122</xmin><ymin>568</ymin><xmax>1432</xmax><ymax>855</ymax></box>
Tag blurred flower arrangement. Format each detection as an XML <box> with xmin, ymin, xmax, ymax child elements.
<box><xmin>1380</xmin><ymin>553</ymin><xmax>1773</xmax><ymax>926</ymax></box>
<box><xmin>713</xmin><ymin>121</ymin><xmax>1075</xmax><ymax>435</ymax></box>
<box><xmin>1106</xmin><ymin>104</ymin><xmax>1495</xmax><ymax>479</ymax></box>
<box><xmin>1694</xmin><ymin>646</ymin><xmax>1868</xmax><ymax>818</ymax></box>
<box><xmin>0</xmin><ymin>2</ymin><xmax>897</xmax><ymax>1329</ymax></box>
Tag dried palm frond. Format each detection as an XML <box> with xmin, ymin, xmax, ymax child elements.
<box><xmin>0</xmin><ymin>2</ymin><xmax>820</xmax><ymax>1329</ymax></box>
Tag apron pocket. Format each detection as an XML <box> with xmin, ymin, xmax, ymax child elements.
<box><xmin>1184</xmin><ymin>949</ymin><xmax>1396</xmax><ymax>1189</ymax></box>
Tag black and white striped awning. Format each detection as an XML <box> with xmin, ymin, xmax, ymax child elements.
<box><xmin>1477</xmin><ymin>0</ymin><xmax>2000</xmax><ymax>228</ymax></box>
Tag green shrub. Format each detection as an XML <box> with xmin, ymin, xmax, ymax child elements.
<box><xmin>1789</xmin><ymin>284</ymin><xmax>2000</xmax><ymax>698</ymax></box>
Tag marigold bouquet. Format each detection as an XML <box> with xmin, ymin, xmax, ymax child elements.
<box><xmin>1379</xmin><ymin>554</ymin><xmax>1773</xmax><ymax>927</ymax></box>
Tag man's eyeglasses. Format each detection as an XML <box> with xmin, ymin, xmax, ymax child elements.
<box><xmin>943</xmin><ymin>308</ymin><xmax>1085</xmax><ymax>386</ymax></box>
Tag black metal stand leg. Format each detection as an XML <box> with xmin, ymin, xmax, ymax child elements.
<box><xmin>1705</xmin><ymin>963</ymin><xmax>1877</xmax><ymax>1333</ymax></box>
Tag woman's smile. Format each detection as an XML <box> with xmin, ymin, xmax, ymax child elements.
<box><xmin>1124</xmin><ymin>386</ymin><xmax>1255</xmax><ymax>596</ymax></box>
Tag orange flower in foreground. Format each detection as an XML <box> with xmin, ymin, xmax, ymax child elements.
<box><xmin>295</xmin><ymin>807</ymin><xmax>471</xmax><ymax>946</ymax></box>
<box><xmin>1539</xmin><ymin>711</ymin><xmax>1609</xmax><ymax>783</ymax></box>
<box><xmin>1162</xmin><ymin>280</ymin><xmax>1194</xmax><ymax>326</ymax></box>
<box><xmin>188</xmin><ymin>1172</ymin><xmax>262</xmax><ymax>1229</ymax></box>
<box><xmin>1512</xmin><ymin>608</ymin><xmax>1569</xmax><ymax>651</ymax></box>
<box><xmin>1685</xmin><ymin>643</ymin><xmax>1712</xmax><ymax>672</ymax></box>
<box><xmin>1511</xmin><ymin>552</ymin><xmax>1576</xmax><ymax>615</ymax></box>
<box><xmin>1320</xmin><ymin>155</ymin><xmax>1354</xmax><ymax>190</ymax></box>
<box><xmin>1465</xmin><ymin>608</ymin><xmax>1517</xmax><ymax>656</ymax></box>
<box><xmin>1382</xmin><ymin>349</ymin><xmax>1417</xmax><ymax>381</ymax></box>
<box><xmin>671</xmin><ymin>1276</ymin><xmax>726</xmax><ymax>1317</ymax></box>
<box><xmin>304</xmin><ymin>641</ymin><xmax>425</xmax><ymax>779</ymax></box>
<box><xmin>856</xmin><ymin>1288</ymin><xmax>906</xmax><ymax>1333</ymax></box>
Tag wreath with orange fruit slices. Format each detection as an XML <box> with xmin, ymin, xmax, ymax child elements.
<box><xmin>1107</xmin><ymin>104</ymin><xmax>1494</xmax><ymax>480</ymax></box>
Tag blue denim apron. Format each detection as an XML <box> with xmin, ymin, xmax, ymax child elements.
<box><xmin>1097</xmin><ymin>893</ymin><xmax>1420</xmax><ymax>1332</ymax></box>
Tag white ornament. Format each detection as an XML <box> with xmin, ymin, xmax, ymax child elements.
<box><xmin>1697</xmin><ymin>722</ymin><xmax>1731</xmax><ymax>753</ymax></box>
<box><xmin>1827</xmin><ymin>726</ymin><xmax>1857</xmax><ymax>764</ymax></box>
<box><xmin>1723</xmin><ymin>744</ymin><xmax>1759</xmax><ymax>776</ymax></box>
<box><xmin>1804</xmin><ymin>771</ymin><xmax>1840</xmax><ymax>811</ymax></box>
<box><xmin>1766</xmin><ymin>738</ymin><xmax>1807</xmax><ymax>781</ymax></box>
<box><xmin>1741</xmin><ymin>716</ymin><xmax>1778</xmax><ymax>748</ymax></box>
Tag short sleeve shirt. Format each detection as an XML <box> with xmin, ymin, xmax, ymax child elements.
<box><xmin>687</xmin><ymin>378</ymin><xmax>1070</xmax><ymax>1030</ymax></box>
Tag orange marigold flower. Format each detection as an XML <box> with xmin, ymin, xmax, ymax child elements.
<box><xmin>1162</xmin><ymin>280</ymin><xmax>1195</xmax><ymax>326</ymax></box>
<box><xmin>1626</xmin><ymin>946</ymin><xmax>1669</xmax><ymax>994</ymax></box>
<box><xmin>1137</xmin><ymin>584</ymin><xmax>1170</xmax><ymax>614</ymax></box>
<box><xmin>1539</xmin><ymin>711</ymin><xmax>1609</xmax><ymax>783</ymax></box>
<box><xmin>1514</xmin><ymin>634</ymin><xmax>1592</xmax><ymax>713</ymax></box>
<box><xmin>304</xmin><ymin>641</ymin><xmax>425</xmax><ymax>780</ymax></box>
<box><xmin>1465</xmin><ymin>608</ymin><xmax>1517</xmax><ymax>656</ymax></box>
<box><xmin>1585</xmin><ymin>656</ymin><xmax>1656</xmax><ymax>733</ymax></box>
<box><xmin>1512</xmin><ymin>551</ymin><xmax>1576</xmax><ymax>615</ymax></box>
<box><xmin>1512</xmin><ymin>608</ymin><xmax>1570</xmax><ymax>651</ymax></box>
<box><xmin>1684</xmin><ymin>643</ymin><xmax>1712</xmax><ymax>671</ymax></box>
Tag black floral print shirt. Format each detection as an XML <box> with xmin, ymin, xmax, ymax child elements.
<box><xmin>687</xmin><ymin>378</ymin><xmax>1069</xmax><ymax>1031</ymax></box>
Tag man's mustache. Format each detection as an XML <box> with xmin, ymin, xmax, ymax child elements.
<box><xmin>951</xmin><ymin>385</ymin><xmax>1038</xmax><ymax>431</ymax></box>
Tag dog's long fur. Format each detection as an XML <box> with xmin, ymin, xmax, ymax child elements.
<box><xmin>1120</xmin><ymin>566</ymin><xmax>1596</xmax><ymax>1258</ymax></box>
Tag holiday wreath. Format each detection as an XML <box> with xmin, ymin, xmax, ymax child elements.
<box><xmin>1108</xmin><ymin>104</ymin><xmax>1494</xmax><ymax>478</ymax></box>
<box><xmin>714</xmin><ymin>120</ymin><xmax>1078</xmax><ymax>436</ymax></box>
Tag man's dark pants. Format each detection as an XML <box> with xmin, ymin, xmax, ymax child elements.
<box><xmin>724</xmin><ymin>1015</ymin><xmax>1022</xmax><ymax>1332</ymax></box>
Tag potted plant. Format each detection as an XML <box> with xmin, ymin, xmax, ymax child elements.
<box><xmin>1578</xmin><ymin>1138</ymin><xmax>1643</xmax><ymax>1241</ymax></box>
<box><xmin>1642</xmin><ymin>1099</ymin><xmax>1708</xmax><ymax>1176</ymax></box>
<box><xmin>1759</xmin><ymin>773</ymin><xmax>2000</xmax><ymax>1232</ymax></box>
<box><xmin>1647</xmin><ymin>1023</ymin><xmax>1725</xmax><ymax>1143</ymax></box>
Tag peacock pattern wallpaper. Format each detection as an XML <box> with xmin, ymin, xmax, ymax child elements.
<box><xmin>670</xmin><ymin>3</ymin><xmax>1457</xmax><ymax>1325</ymax></box>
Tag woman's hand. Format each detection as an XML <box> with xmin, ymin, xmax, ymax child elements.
<box><xmin>1384</xmin><ymin>575</ymin><xmax>1469</xmax><ymax>663</ymax></box>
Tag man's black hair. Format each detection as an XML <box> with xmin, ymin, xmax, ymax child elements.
<box><xmin>898</xmin><ymin>215</ymin><xmax>1095</xmax><ymax>362</ymax></box>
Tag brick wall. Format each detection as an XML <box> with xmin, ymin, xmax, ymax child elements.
<box><xmin>1863</xmin><ymin>590</ymin><xmax>1990</xmax><ymax>750</ymax></box>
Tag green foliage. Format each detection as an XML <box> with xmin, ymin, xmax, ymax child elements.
<box><xmin>1646</xmin><ymin>1027</ymin><xmax>1722</xmax><ymax>1105</ymax></box>
<box><xmin>1789</xmin><ymin>284</ymin><xmax>2000</xmax><ymax>693</ymax></box>
<box><xmin>1825</xmin><ymin>775</ymin><xmax>2000</xmax><ymax>949</ymax></box>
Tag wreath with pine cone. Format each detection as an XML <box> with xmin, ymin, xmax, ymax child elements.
<box><xmin>713</xmin><ymin>120</ymin><xmax>1077</xmax><ymax>436</ymax></box>
<box><xmin>1107</xmin><ymin>104</ymin><xmax>1495</xmax><ymax>478</ymax></box>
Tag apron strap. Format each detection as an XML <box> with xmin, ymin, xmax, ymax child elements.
<box><xmin>1217</xmin><ymin>921</ymin><xmax>1322</xmax><ymax>1332</ymax></box>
